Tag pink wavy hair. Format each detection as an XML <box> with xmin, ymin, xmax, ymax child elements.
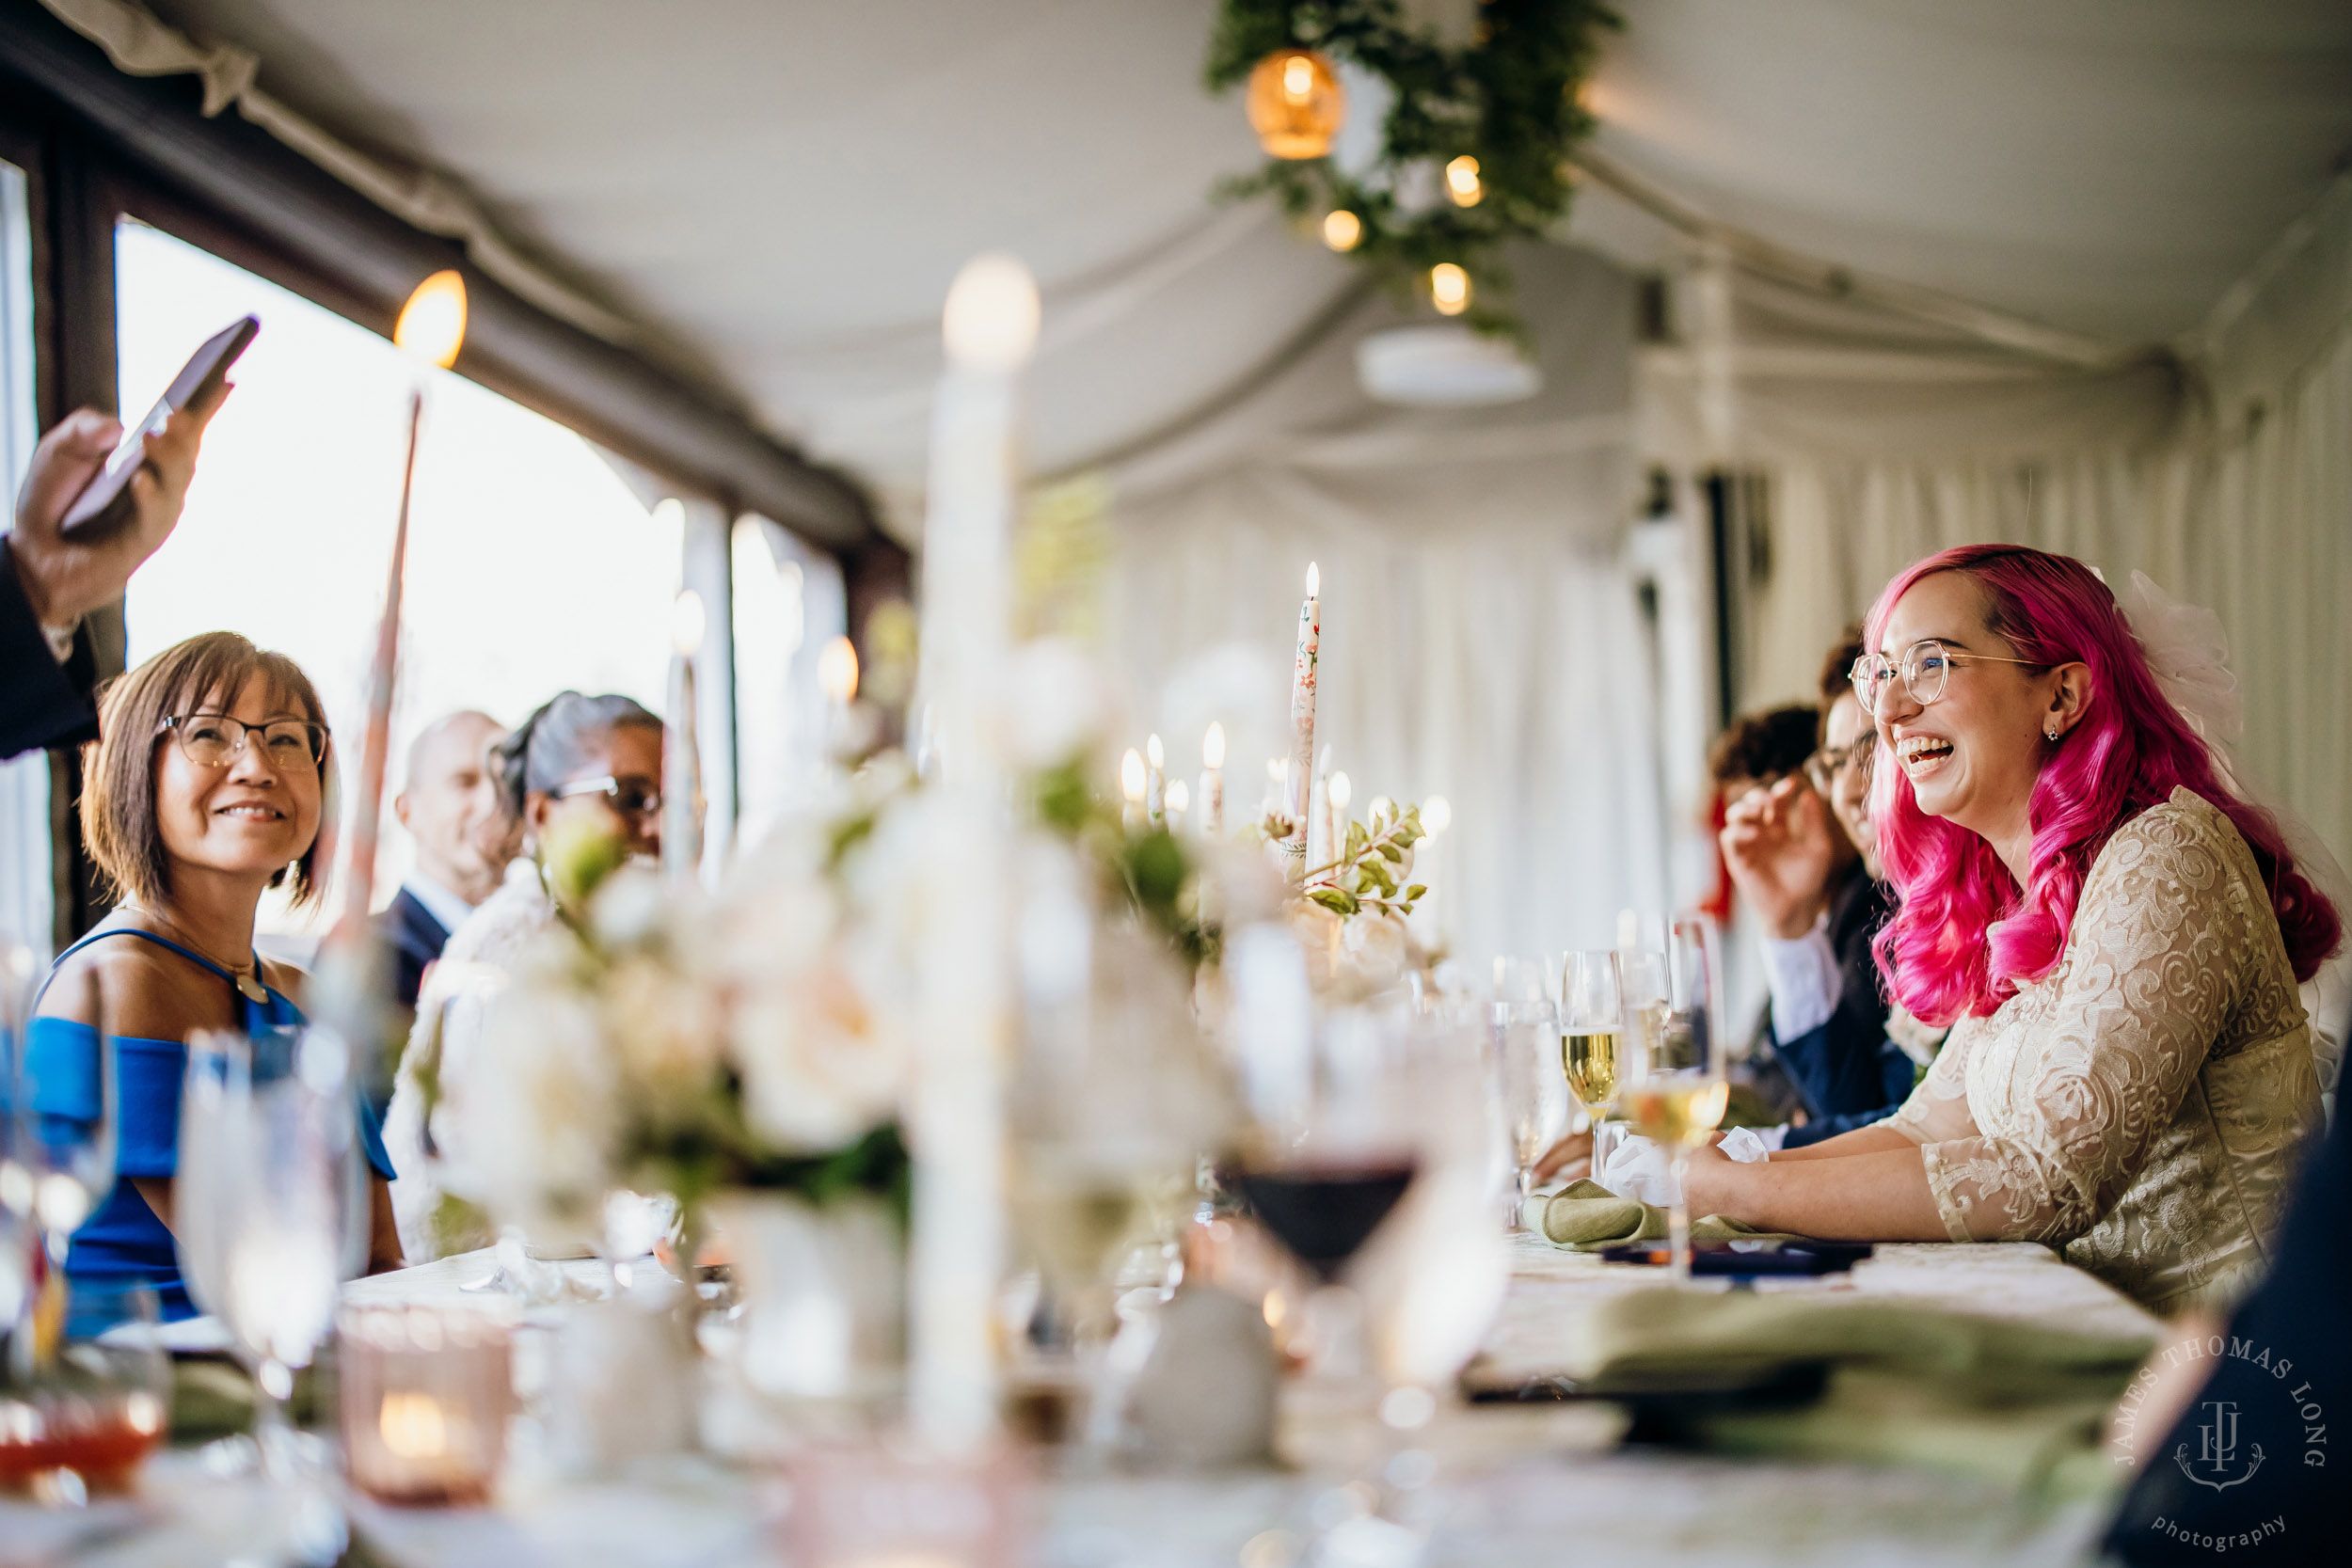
<box><xmin>1866</xmin><ymin>544</ymin><xmax>2340</xmax><ymax>1024</ymax></box>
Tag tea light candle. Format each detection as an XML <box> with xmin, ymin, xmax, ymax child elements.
<box><xmin>340</xmin><ymin>1305</ymin><xmax>515</xmax><ymax>1507</ymax></box>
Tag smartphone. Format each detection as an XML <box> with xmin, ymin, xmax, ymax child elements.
<box><xmin>60</xmin><ymin>314</ymin><xmax>258</xmax><ymax>534</ymax></box>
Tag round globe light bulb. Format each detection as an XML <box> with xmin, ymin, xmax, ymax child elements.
<box><xmin>1430</xmin><ymin>263</ymin><xmax>1471</xmax><ymax>316</ymax></box>
<box><xmin>1445</xmin><ymin>156</ymin><xmax>1483</xmax><ymax>207</ymax></box>
<box><xmin>942</xmin><ymin>252</ymin><xmax>1041</xmax><ymax>372</ymax></box>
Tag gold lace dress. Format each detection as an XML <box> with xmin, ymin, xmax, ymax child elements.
<box><xmin>1884</xmin><ymin>787</ymin><xmax>2321</xmax><ymax>1316</ymax></box>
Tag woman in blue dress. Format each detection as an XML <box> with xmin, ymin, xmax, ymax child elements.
<box><xmin>30</xmin><ymin>630</ymin><xmax>401</xmax><ymax>1321</ymax></box>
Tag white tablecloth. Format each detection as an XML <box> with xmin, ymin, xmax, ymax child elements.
<box><xmin>4</xmin><ymin>1237</ymin><xmax>2160</xmax><ymax>1568</ymax></box>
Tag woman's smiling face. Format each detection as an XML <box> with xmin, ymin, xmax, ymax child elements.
<box><xmin>1872</xmin><ymin>571</ymin><xmax>2074</xmax><ymax>845</ymax></box>
<box><xmin>152</xmin><ymin>676</ymin><xmax>326</xmax><ymax>887</ymax></box>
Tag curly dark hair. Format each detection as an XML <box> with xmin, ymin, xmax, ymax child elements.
<box><xmin>1707</xmin><ymin>704</ymin><xmax>1819</xmax><ymax>791</ymax></box>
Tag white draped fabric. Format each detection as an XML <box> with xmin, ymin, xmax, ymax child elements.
<box><xmin>1657</xmin><ymin>176</ymin><xmax>2352</xmax><ymax>876</ymax></box>
<box><xmin>1105</xmin><ymin>246</ymin><xmax>1679</xmax><ymax>970</ymax></box>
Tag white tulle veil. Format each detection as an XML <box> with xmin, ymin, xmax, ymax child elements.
<box><xmin>2118</xmin><ymin>570</ymin><xmax>2352</xmax><ymax>1094</ymax></box>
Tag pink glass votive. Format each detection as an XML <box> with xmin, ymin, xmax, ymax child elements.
<box><xmin>339</xmin><ymin>1305</ymin><xmax>515</xmax><ymax>1507</ymax></box>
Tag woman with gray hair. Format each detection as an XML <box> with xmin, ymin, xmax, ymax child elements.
<box><xmin>383</xmin><ymin>690</ymin><xmax>665</xmax><ymax>1259</ymax></box>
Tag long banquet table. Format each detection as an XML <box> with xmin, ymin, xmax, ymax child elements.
<box><xmin>3</xmin><ymin>1237</ymin><xmax>2163</xmax><ymax>1568</ymax></box>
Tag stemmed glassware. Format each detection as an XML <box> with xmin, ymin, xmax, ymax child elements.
<box><xmin>1492</xmin><ymin>958</ymin><xmax>1565</xmax><ymax>1228</ymax></box>
<box><xmin>1559</xmin><ymin>951</ymin><xmax>1625</xmax><ymax>1184</ymax></box>
<box><xmin>1609</xmin><ymin>948</ymin><xmax>1672</xmax><ymax>1185</ymax></box>
<box><xmin>178</xmin><ymin>1025</ymin><xmax>368</xmax><ymax>1474</ymax></box>
<box><xmin>1617</xmin><ymin>919</ymin><xmax>1727</xmax><ymax>1280</ymax></box>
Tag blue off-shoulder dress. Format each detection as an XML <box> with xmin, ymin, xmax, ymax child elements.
<box><xmin>26</xmin><ymin>927</ymin><xmax>396</xmax><ymax>1322</ymax></box>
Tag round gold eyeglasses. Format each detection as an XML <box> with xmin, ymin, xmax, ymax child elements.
<box><xmin>1850</xmin><ymin>639</ymin><xmax>2045</xmax><ymax>716</ymax></box>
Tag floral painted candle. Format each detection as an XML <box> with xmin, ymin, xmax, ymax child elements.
<box><xmin>1282</xmin><ymin>563</ymin><xmax>1320</xmax><ymax>873</ymax></box>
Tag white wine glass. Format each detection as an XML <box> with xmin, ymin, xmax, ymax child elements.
<box><xmin>1609</xmin><ymin>949</ymin><xmax>1672</xmax><ymax>1183</ymax></box>
<box><xmin>1619</xmin><ymin>920</ymin><xmax>1727</xmax><ymax>1281</ymax></box>
<box><xmin>1558</xmin><ymin>951</ymin><xmax>1624</xmax><ymax>1180</ymax></box>
<box><xmin>1491</xmin><ymin>958</ymin><xmax>1564</xmax><ymax>1228</ymax></box>
<box><xmin>179</xmin><ymin>1026</ymin><xmax>361</xmax><ymax>1478</ymax></box>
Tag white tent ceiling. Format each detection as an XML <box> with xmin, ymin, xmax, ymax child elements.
<box><xmin>132</xmin><ymin>0</ymin><xmax>2352</xmax><ymax>500</ymax></box>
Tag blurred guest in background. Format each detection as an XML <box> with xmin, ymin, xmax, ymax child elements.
<box><xmin>27</xmin><ymin>632</ymin><xmax>402</xmax><ymax>1322</ymax></box>
<box><xmin>2</xmin><ymin>396</ymin><xmax>224</xmax><ymax>759</ymax></box>
<box><xmin>1706</xmin><ymin>704</ymin><xmax>1819</xmax><ymax>808</ymax></box>
<box><xmin>377</xmin><ymin>709</ymin><xmax>516</xmax><ymax>1010</ymax></box>
<box><xmin>1721</xmin><ymin>629</ymin><xmax>1926</xmax><ymax>1148</ymax></box>
<box><xmin>384</xmin><ymin>689</ymin><xmax>663</xmax><ymax>1259</ymax></box>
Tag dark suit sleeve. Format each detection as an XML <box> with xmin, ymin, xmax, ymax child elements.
<box><xmin>0</xmin><ymin>541</ymin><xmax>97</xmax><ymax>760</ymax></box>
<box><xmin>2105</xmin><ymin>1110</ymin><xmax>2350</xmax><ymax>1560</ymax></box>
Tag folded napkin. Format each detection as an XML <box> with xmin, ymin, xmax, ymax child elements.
<box><xmin>1597</xmin><ymin>1126</ymin><xmax>1773</xmax><ymax>1205</ymax></box>
<box><xmin>1538</xmin><ymin>1178</ymin><xmax>1804</xmax><ymax>1250</ymax></box>
<box><xmin>1564</xmin><ymin>1288</ymin><xmax>2157</xmax><ymax>1495</ymax></box>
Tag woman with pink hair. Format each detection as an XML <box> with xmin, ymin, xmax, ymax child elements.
<box><xmin>1685</xmin><ymin>544</ymin><xmax>2335</xmax><ymax>1314</ymax></box>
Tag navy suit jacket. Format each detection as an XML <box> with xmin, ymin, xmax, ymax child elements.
<box><xmin>2105</xmin><ymin>1094</ymin><xmax>2347</xmax><ymax>1560</ymax></box>
<box><xmin>374</xmin><ymin>886</ymin><xmax>453</xmax><ymax>1011</ymax></box>
<box><xmin>0</xmin><ymin>543</ymin><xmax>98</xmax><ymax>761</ymax></box>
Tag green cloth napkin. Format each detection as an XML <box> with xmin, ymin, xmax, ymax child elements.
<box><xmin>1538</xmin><ymin>1178</ymin><xmax>1804</xmax><ymax>1250</ymax></box>
<box><xmin>1564</xmin><ymin>1287</ymin><xmax>2157</xmax><ymax>1496</ymax></box>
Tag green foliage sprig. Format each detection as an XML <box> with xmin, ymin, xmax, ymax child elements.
<box><xmin>1301</xmin><ymin>800</ymin><xmax>1427</xmax><ymax>918</ymax></box>
<box><xmin>1205</xmin><ymin>0</ymin><xmax>1619</xmax><ymax>339</ymax></box>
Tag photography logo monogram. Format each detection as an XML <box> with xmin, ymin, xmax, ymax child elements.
<box><xmin>2112</xmin><ymin>1331</ymin><xmax>2327</xmax><ymax>1553</ymax></box>
<box><xmin>2179</xmin><ymin>1398</ymin><xmax>2263</xmax><ymax>1491</ymax></box>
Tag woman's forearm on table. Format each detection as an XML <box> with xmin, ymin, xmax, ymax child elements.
<box><xmin>1704</xmin><ymin>1146</ymin><xmax>1950</xmax><ymax>1240</ymax></box>
<box><xmin>1768</xmin><ymin>1124</ymin><xmax>1917</xmax><ymax>1162</ymax></box>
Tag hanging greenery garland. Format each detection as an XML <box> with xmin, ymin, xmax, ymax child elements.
<box><xmin>1206</xmin><ymin>0</ymin><xmax>1619</xmax><ymax>340</ymax></box>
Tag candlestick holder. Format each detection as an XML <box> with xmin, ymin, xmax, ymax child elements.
<box><xmin>339</xmin><ymin>1305</ymin><xmax>515</xmax><ymax>1507</ymax></box>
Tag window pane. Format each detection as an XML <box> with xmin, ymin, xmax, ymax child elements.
<box><xmin>0</xmin><ymin>158</ymin><xmax>49</xmax><ymax>957</ymax></box>
<box><xmin>116</xmin><ymin>220</ymin><xmax>683</xmax><ymax>948</ymax></box>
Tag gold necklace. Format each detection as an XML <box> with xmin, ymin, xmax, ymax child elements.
<box><xmin>132</xmin><ymin>907</ymin><xmax>270</xmax><ymax>1005</ymax></box>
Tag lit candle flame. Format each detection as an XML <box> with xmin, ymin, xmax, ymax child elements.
<box><xmin>818</xmin><ymin>634</ymin><xmax>860</xmax><ymax>705</ymax></box>
<box><xmin>1368</xmin><ymin>794</ymin><xmax>1392</xmax><ymax>823</ymax></box>
<box><xmin>1120</xmin><ymin>748</ymin><xmax>1147</xmax><ymax>802</ymax></box>
<box><xmin>378</xmin><ymin>1390</ymin><xmax>449</xmax><ymax>1460</ymax></box>
<box><xmin>942</xmin><ymin>252</ymin><xmax>1041</xmax><ymax>372</ymax></box>
<box><xmin>1422</xmin><ymin>795</ymin><xmax>1453</xmax><ymax>836</ymax></box>
<box><xmin>1203</xmin><ymin>721</ymin><xmax>1226</xmax><ymax>769</ymax></box>
<box><xmin>672</xmin><ymin>589</ymin><xmax>707</xmax><ymax>657</ymax></box>
<box><xmin>1147</xmin><ymin>733</ymin><xmax>1164</xmax><ymax>768</ymax></box>
<box><xmin>393</xmin><ymin>270</ymin><xmax>468</xmax><ymax>369</ymax></box>
<box><xmin>1166</xmin><ymin>779</ymin><xmax>1190</xmax><ymax>814</ymax></box>
<box><xmin>1306</xmin><ymin>561</ymin><xmax>1319</xmax><ymax>597</ymax></box>
<box><xmin>1328</xmin><ymin>770</ymin><xmax>1352</xmax><ymax>811</ymax></box>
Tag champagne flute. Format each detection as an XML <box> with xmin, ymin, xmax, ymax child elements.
<box><xmin>1491</xmin><ymin>958</ymin><xmax>1565</xmax><ymax>1228</ymax></box>
<box><xmin>1619</xmin><ymin>920</ymin><xmax>1727</xmax><ymax>1281</ymax></box>
<box><xmin>1558</xmin><ymin>951</ymin><xmax>1624</xmax><ymax>1180</ymax></box>
<box><xmin>1610</xmin><ymin>949</ymin><xmax>1672</xmax><ymax>1184</ymax></box>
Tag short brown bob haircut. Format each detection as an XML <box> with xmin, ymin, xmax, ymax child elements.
<box><xmin>82</xmin><ymin>631</ymin><xmax>337</xmax><ymax>910</ymax></box>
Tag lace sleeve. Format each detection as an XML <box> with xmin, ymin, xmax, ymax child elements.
<box><xmin>1883</xmin><ymin>1016</ymin><xmax>1977</xmax><ymax>1145</ymax></box>
<box><xmin>1915</xmin><ymin>803</ymin><xmax>2252</xmax><ymax>1243</ymax></box>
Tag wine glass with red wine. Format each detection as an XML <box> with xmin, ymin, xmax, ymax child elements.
<box><xmin>1229</xmin><ymin>1003</ymin><xmax>1425</xmax><ymax>1387</ymax></box>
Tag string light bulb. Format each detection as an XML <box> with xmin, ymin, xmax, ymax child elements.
<box><xmin>393</xmin><ymin>270</ymin><xmax>468</xmax><ymax>369</ymax></box>
<box><xmin>1445</xmin><ymin>156</ymin><xmax>1483</xmax><ymax>207</ymax></box>
<box><xmin>1322</xmin><ymin>210</ymin><xmax>1363</xmax><ymax>252</ymax></box>
<box><xmin>1430</xmin><ymin>263</ymin><xmax>1471</xmax><ymax>316</ymax></box>
<box><xmin>1245</xmin><ymin>48</ymin><xmax>1345</xmax><ymax>159</ymax></box>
